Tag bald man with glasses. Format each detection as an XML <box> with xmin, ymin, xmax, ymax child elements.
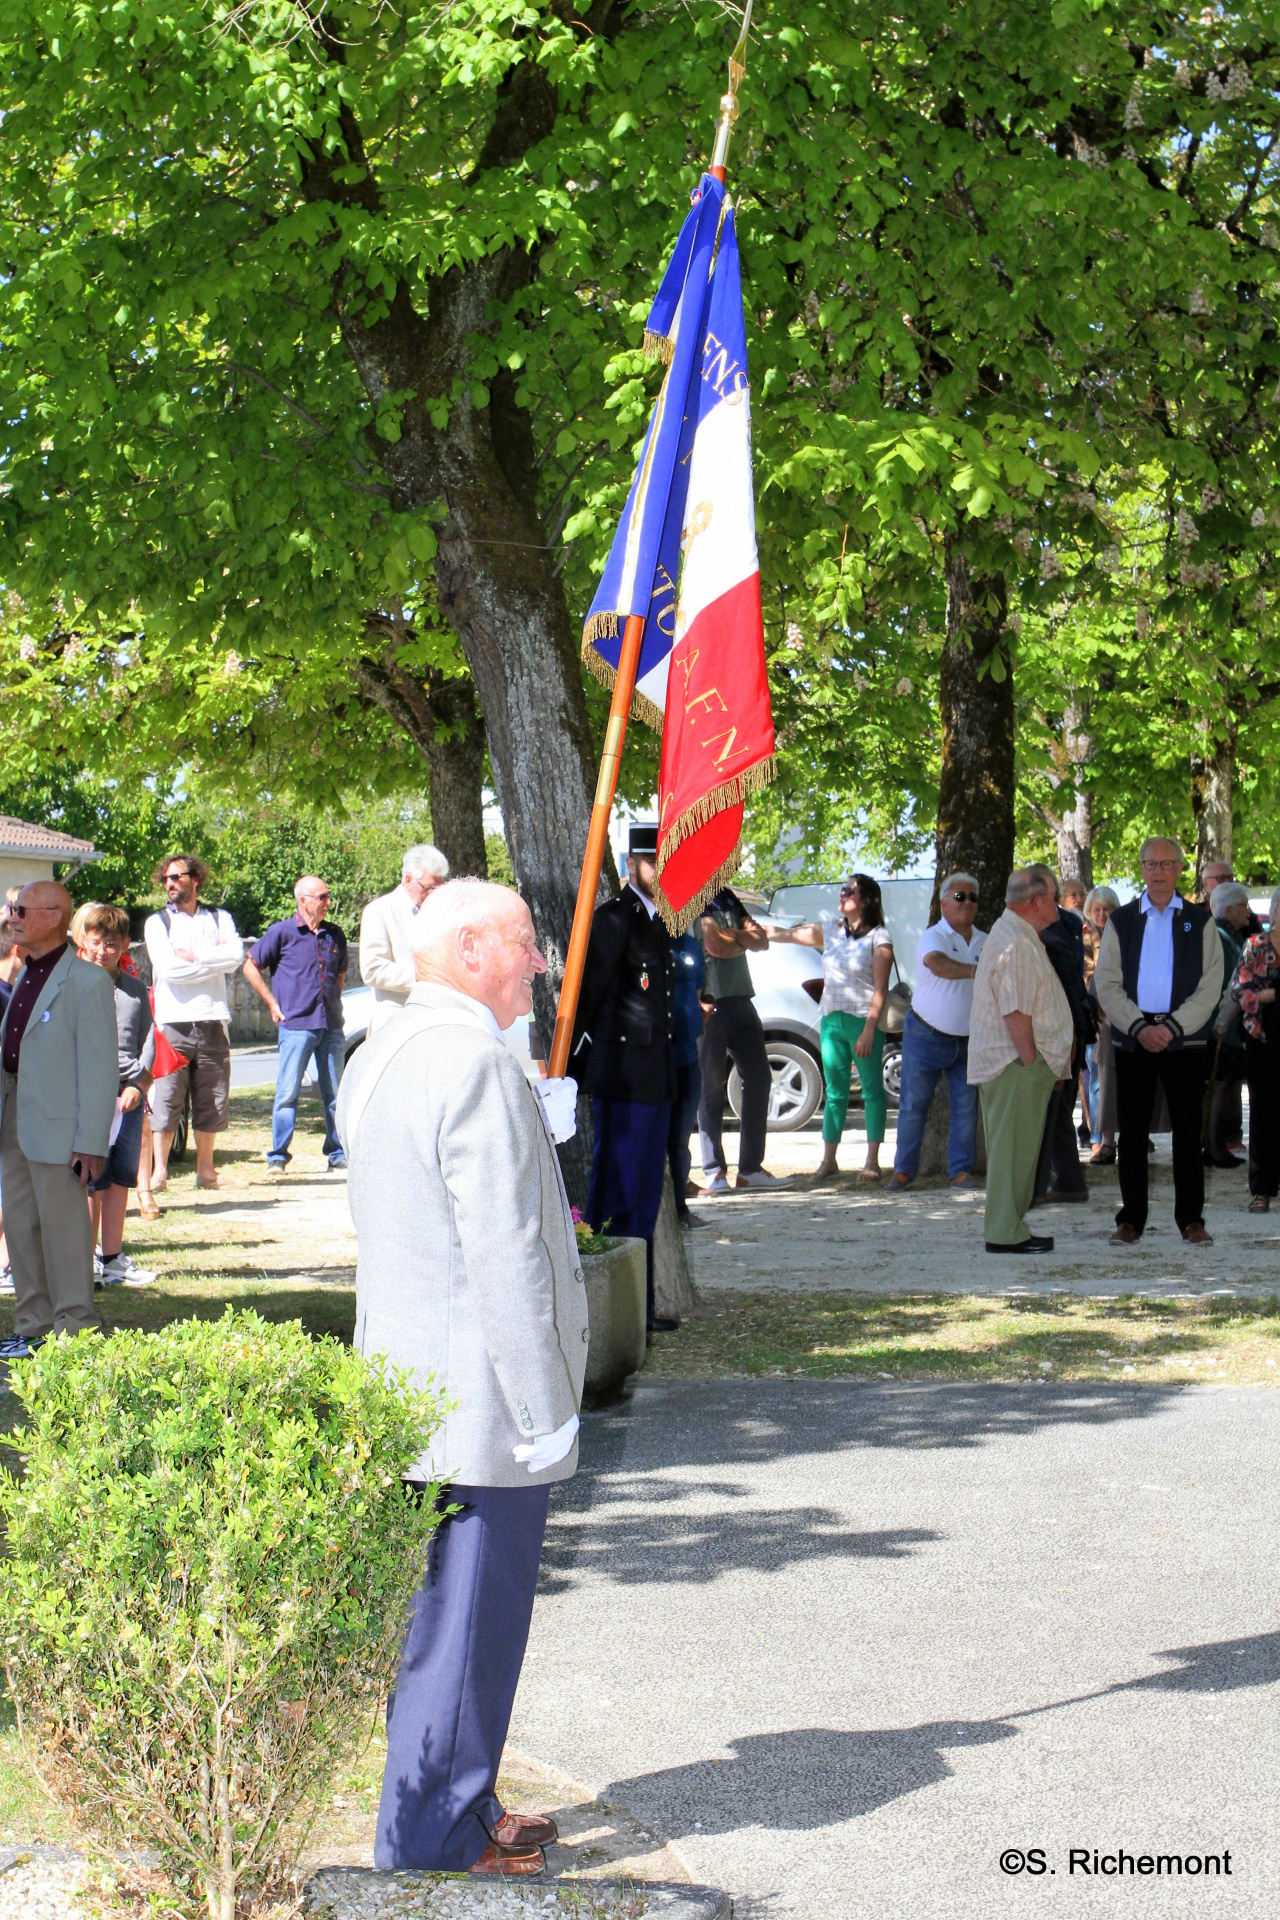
<box><xmin>1094</xmin><ymin>838</ymin><xmax>1223</xmax><ymax>1247</ymax></box>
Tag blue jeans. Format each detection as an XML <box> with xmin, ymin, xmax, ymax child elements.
<box><xmin>892</xmin><ymin>1010</ymin><xmax>978</xmax><ymax>1180</ymax></box>
<box><xmin>1086</xmin><ymin>1042</ymin><xmax>1102</xmax><ymax>1142</ymax></box>
<box><xmin>270</xmin><ymin>1027</ymin><xmax>345</xmax><ymax>1164</ymax></box>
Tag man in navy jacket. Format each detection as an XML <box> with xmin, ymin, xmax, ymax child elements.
<box><xmin>1094</xmin><ymin>838</ymin><xmax>1222</xmax><ymax>1247</ymax></box>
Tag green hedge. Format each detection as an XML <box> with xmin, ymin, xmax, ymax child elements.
<box><xmin>0</xmin><ymin>1312</ymin><xmax>447</xmax><ymax>1920</ymax></box>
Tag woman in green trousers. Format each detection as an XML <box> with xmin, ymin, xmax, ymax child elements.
<box><xmin>771</xmin><ymin>875</ymin><xmax>894</xmax><ymax>1180</ymax></box>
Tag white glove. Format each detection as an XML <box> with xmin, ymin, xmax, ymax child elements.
<box><xmin>513</xmin><ymin>1413</ymin><xmax>580</xmax><ymax>1474</ymax></box>
<box><xmin>535</xmin><ymin>1076</ymin><xmax>579</xmax><ymax>1144</ymax></box>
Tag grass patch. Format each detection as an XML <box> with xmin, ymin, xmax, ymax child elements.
<box><xmin>645</xmin><ymin>1289</ymin><xmax>1280</xmax><ymax>1386</ymax></box>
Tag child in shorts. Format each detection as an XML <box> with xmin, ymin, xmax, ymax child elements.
<box><xmin>73</xmin><ymin>903</ymin><xmax>158</xmax><ymax>1286</ymax></box>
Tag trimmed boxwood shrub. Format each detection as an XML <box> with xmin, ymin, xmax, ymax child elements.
<box><xmin>0</xmin><ymin>1311</ymin><xmax>447</xmax><ymax>1920</ymax></box>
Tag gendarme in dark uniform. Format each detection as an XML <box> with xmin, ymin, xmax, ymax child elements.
<box><xmin>570</xmin><ymin>824</ymin><xmax>675</xmax><ymax>1329</ymax></box>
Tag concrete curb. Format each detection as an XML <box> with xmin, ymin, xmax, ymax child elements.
<box><xmin>306</xmin><ymin>1866</ymin><xmax>732</xmax><ymax>1916</ymax></box>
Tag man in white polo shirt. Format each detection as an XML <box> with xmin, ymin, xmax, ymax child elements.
<box><xmin>887</xmin><ymin>872</ymin><xmax>987</xmax><ymax>1191</ymax></box>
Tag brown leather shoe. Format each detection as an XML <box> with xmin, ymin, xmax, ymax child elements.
<box><xmin>1182</xmin><ymin>1223</ymin><xmax>1213</xmax><ymax>1246</ymax></box>
<box><xmin>1110</xmin><ymin>1223</ymin><xmax>1141</xmax><ymax>1246</ymax></box>
<box><xmin>468</xmin><ymin>1842</ymin><xmax>544</xmax><ymax>1877</ymax></box>
<box><xmin>491</xmin><ymin>1811</ymin><xmax>559</xmax><ymax>1848</ymax></box>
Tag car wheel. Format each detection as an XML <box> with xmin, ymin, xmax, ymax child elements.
<box><xmin>882</xmin><ymin>1042</ymin><xmax>902</xmax><ymax>1108</ymax></box>
<box><xmin>727</xmin><ymin>1041</ymin><xmax>824</xmax><ymax>1132</ymax></box>
<box><xmin>344</xmin><ymin>1032</ymin><xmax>364</xmax><ymax>1064</ymax></box>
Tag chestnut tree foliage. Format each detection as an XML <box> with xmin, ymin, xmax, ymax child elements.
<box><xmin>1</xmin><ymin>0</ymin><xmax>1278</xmax><ymax>912</ymax></box>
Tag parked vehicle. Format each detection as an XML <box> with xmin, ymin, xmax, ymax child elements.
<box><xmin>715</xmin><ymin>878</ymin><xmax>934</xmax><ymax>1131</ymax></box>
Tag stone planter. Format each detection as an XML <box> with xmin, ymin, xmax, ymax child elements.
<box><xmin>581</xmin><ymin>1235</ymin><xmax>647</xmax><ymax>1405</ymax></box>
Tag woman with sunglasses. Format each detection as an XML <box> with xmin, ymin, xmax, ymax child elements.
<box><xmin>771</xmin><ymin>875</ymin><xmax>894</xmax><ymax>1180</ymax></box>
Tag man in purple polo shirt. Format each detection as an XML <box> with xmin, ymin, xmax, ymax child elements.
<box><xmin>242</xmin><ymin>877</ymin><xmax>349</xmax><ymax>1173</ymax></box>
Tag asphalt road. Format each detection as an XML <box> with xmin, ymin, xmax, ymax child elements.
<box><xmin>511</xmin><ymin>1378</ymin><xmax>1280</xmax><ymax>1918</ymax></box>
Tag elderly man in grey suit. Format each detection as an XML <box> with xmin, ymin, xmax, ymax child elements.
<box><xmin>358</xmin><ymin>842</ymin><xmax>450</xmax><ymax>1032</ymax></box>
<box><xmin>0</xmin><ymin>882</ymin><xmax>118</xmax><ymax>1357</ymax></box>
<box><xmin>338</xmin><ymin>877</ymin><xmax>586</xmax><ymax>1879</ymax></box>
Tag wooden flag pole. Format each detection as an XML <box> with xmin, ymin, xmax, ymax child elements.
<box><xmin>546</xmin><ymin>7</ymin><xmax>751</xmax><ymax>1081</ymax></box>
<box><xmin>548</xmin><ymin>612</ymin><xmax>647</xmax><ymax>1078</ymax></box>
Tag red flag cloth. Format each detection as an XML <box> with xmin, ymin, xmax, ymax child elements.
<box><xmin>656</xmin><ymin>574</ymin><xmax>773</xmax><ymax>922</ymax></box>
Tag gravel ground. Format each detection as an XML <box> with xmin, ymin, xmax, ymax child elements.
<box><xmin>0</xmin><ymin>1847</ymin><xmax>84</xmax><ymax>1919</ymax></box>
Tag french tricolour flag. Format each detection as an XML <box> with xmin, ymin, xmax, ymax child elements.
<box><xmin>582</xmin><ymin>173</ymin><xmax>775</xmax><ymax>932</ymax></box>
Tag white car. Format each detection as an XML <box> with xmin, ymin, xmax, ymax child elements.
<box><xmin>717</xmin><ymin>879</ymin><xmax>934</xmax><ymax>1131</ymax></box>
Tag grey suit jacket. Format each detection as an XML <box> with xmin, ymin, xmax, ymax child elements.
<box><xmin>336</xmin><ymin>982</ymin><xmax>589</xmax><ymax>1487</ymax></box>
<box><xmin>0</xmin><ymin>946</ymin><xmax>119</xmax><ymax>1163</ymax></box>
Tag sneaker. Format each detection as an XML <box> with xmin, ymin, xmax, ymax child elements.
<box><xmin>266</xmin><ymin>1157</ymin><xmax>290</xmax><ymax>1175</ymax></box>
<box><xmin>735</xmin><ymin>1169</ymin><xmax>794</xmax><ymax>1191</ymax></box>
<box><xmin>98</xmin><ymin>1253</ymin><xmax>157</xmax><ymax>1287</ymax></box>
<box><xmin>0</xmin><ymin>1266</ymin><xmax>13</xmax><ymax>1297</ymax></box>
<box><xmin>0</xmin><ymin>1335</ymin><xmax>41</xmax><ymax>1360</ymax></box>
<box><xmin>327</xmin><ymin>1153</ymin><xmax>348</xmax><ymax>1171</ymax></box>
<box><xmin>93</xmin><ymin>1251</ymin><xmax>105</xmax><ymax>1279</ymax></box>
<box><xmin>703</xmin><ymin>1172</ymin><xmax>732</xmax><ymax>1196</ymax></box>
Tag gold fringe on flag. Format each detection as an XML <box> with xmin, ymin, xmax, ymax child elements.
<box><xmin>653</xmin><ymin>753</ymin><xmax>778</xmax><ymax>934</ymax></box>
<box><xmin>581</xmin><ymin>628</ymin><xmax>666</xmax><ymax>732</ymax></box>
<box><xmin>643</xmin><ymin>329</ymin><xmax>675</xmax><ymax>365</ymax></box>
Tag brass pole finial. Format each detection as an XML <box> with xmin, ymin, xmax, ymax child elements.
<box><xmin>709</xmin><ymin>0</ymin><xmax>752</xmax><ymax>178</ymax></box>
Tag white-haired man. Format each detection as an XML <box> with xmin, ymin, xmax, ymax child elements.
<box><xmin>359</xmin><ymin>843</ymin><xmax>449</xmax><ymax>1031</ymax></box>
<box><xmin>242</xmin><ymin>876</ymin><xmax>348</xmax><ymax>1172</ymax></box>
<box><xmin>887</xmin><ymin>871</ymin><xmax>987</xmax><ymax>1191</ymax></box>
<box><xmin>336</xmin><ymin>879</ymin><xmax>586</xmax><ymax>1879</ymax></box>
<box><xmin>1094</xmin><ymin>837</ymin><xmax>1222</xmax><ymax>1247</ymax></box>
<box><xmin>967</xmin><ymin>866</ymin><xmax>1074</xmax><ymax>1253</ymax></box>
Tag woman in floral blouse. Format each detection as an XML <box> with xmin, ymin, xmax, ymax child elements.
<box><xmin>1229</xmin><ymin>885</ymin><xmax>1280</xmax><ymax>1213</ymax></box>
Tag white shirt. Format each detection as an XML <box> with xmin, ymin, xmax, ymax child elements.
<box><xmin>627</xmin><ymin>882</ymin><xmax>658</xmax><ymax>920</ymax></box>
<box><xmin>818</xmin><ymin>915</ymin><xmax>892</xmax><ymax>1017</ymax></box>
<box><xmin>1135</xmin><ymin>890</ymin><xmax>1181</xmax><ymax>1014</ymax></box>
<box><xmin>406</xmin><ymin>979</ymin><xmax>503</xmax><ymax>1037</ymax></box>
<box><xmin>144</xmin><ymin>906</ymin><xmax>243</xmax><ymax>1025</ymax></box>
<box><xmin>910</xmin><ymin>921</ymin><xmax>988</xmax><ymax>1036</ymax></box>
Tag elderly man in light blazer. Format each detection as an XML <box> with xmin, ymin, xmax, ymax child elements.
<box><xmin>338</xmin><ymin>877</ymin><xmax>586</xmax><ymax>1879</ymax></box>
<box><xmin>358</xmin><ymin>842</ymin><xmax>449</xmax><ymax>1031</ymax></box>
<box><xmin>0</xmin><ymin>882</ymin><xmax>118</xmax><ymax>1357</ymax></box>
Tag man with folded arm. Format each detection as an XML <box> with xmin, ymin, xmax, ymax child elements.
<box><xmin>337</xmin><ymin>878</ymin><xmax>586</xmax><ymax>1878</ymax></box>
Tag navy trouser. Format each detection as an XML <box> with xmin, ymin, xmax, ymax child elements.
<box><xmin>375</xmin><ymin>1482</ymin><xmax>550</xmax><ymax>1871</ymax></box>
<box><xmin>667</xmin><ymin>1058</ymin><xmax>702</xmax><ymax>1207</ymax></box>
<box><xmin>589</xmin><ymin>1096</ymin><xmax>671</xmax><ymax>1322</ymax></box>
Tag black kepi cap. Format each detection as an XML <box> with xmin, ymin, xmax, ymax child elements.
<box><xmin>628</xmin><ymin>822</ymin><xmax>659</xmax><ymax>857</ymax></box>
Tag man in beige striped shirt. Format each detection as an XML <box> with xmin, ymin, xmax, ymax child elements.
<box><xmin>968</xmin><ymin>866</ymin><xmax>1074</xmax><ymax>1253</ymax></box>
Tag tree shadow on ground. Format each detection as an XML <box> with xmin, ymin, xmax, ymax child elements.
<box><xmin>537</xmin><ymin>1509</ymin><xmax>938</xmax><ymax>1594</ymax></box>
<box><xmin>600</xmin><ymin>1630</ymin><xmax>1280</xmax><ymax>1836</ymax></box>
<box><xmin>566</xmin><ymin>1377</ymin><xmax>1189</xmax><ymax>1492</ymax></box>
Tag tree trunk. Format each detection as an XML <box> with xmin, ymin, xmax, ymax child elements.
<box><xmin>933</xmin><ymin>543</ymin><xmax>1016</xmax><ymax>930</ymax></box>
<box><xmin>1191</xmin><ymin>721</ymin><xmax>1234</xmax><ymax>889</ymax></box>
<box><xmin>299</xmin><ymin>43</ymin><xmax>623</xmax><ymax>1206</ymax></box>
<box><xmin>1052</xmin><ymin>702</ymin><xmax>1094</xmax><ymax>889</ymax></box>
<box><xmin>300</xmin><ymin>84</ymin><xmax>614</xmax><ymax>1003</ymax></box>
<box><xmin>354</xmin><ymin>642</ymin><xmax>489</xmax><ymax>878</ymax></box>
